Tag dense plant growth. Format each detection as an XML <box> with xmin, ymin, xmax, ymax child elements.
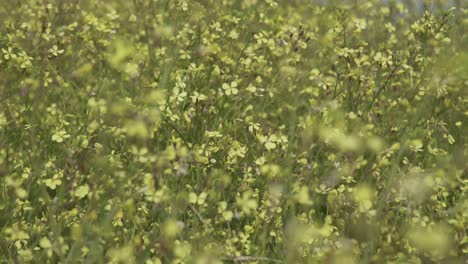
<box><xmin>0</xmin><ymin>0</ymin><xmax>467</xmax><ymax>263</ymax></box>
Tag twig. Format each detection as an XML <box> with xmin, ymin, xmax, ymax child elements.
<box><xmin>332</xmin><ymin>70</ymin><xmax>341</xmax><ymax>99</ymax></box>
<box><xmin>189</xmin><ymin>204</ymin><xmax>207</xmax><ymax>226</ymax></box>
<box><xmin>163</xmin><ymin>118</ymin><xmax>192</xmax><ymax>150</ymax></box>
<box><xmin>223</xmin><ymin>256</ymin><xmax>283</xmax><ymax>263</ymax></box>
<box><xmin>365</xmin><ymin>63</ymin><xmax>400</xmax><ymax>113</ymax></box>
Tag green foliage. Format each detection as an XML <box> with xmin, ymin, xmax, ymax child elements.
<box><xmin>0</xmin><ymin>0</ymin><xmax>467</xmax><ymax>263</ymax></box>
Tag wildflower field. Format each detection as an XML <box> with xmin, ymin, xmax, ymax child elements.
<box><xmin>0</xmin><ymin>0</ymin><xmax>467</xmax><ymax>263</ymax></box>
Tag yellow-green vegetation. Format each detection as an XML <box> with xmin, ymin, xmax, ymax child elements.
<box><xmin>1</xmin><ymin>0</ymin><xmax>467</xmax><ymax>263</ymax></box>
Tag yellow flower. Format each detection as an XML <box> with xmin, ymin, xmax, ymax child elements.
<box><xmin>222</xmin><ymin>81</ymin><xmax>238</xmax><ymax>96</ymax></box>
